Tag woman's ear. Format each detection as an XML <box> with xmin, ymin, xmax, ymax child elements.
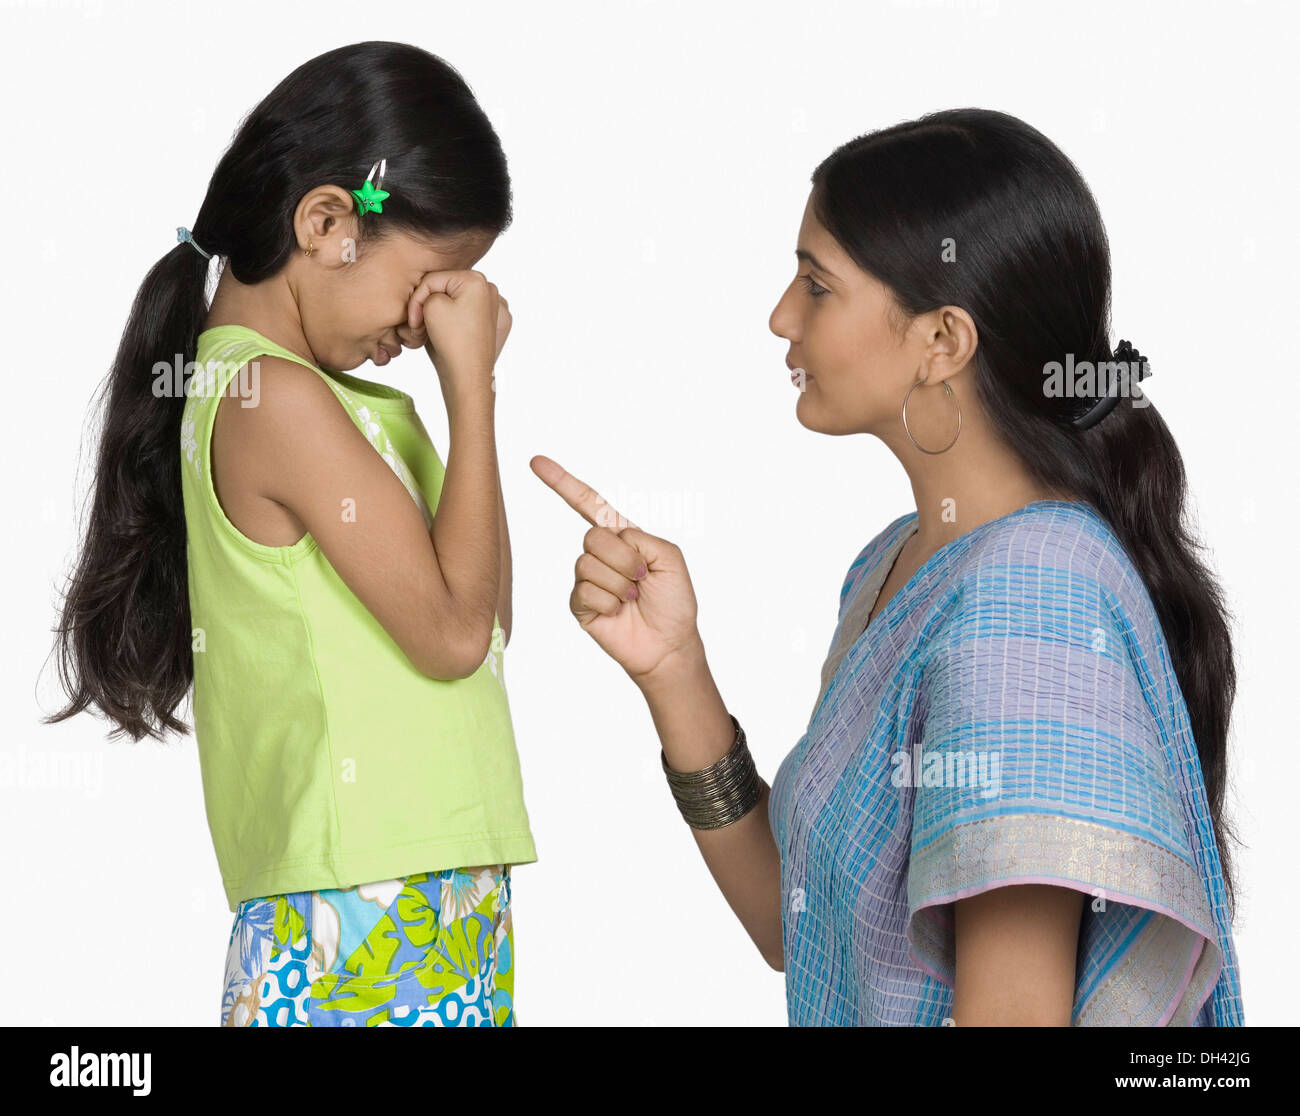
<box><xmin>922</xmin><ymin>306</ymin><xmax>979</xmax><ymax>385</ymax></box>
<box><xmin>292</xmin><ymin>186</ymin><xmax>357</xmax><ymax>262</ymax></box>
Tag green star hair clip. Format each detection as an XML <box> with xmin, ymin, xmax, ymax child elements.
<box><xmin>351</xmin><ymin>158</ymin><xmax>390</xmax><ymax>215</ymax></box>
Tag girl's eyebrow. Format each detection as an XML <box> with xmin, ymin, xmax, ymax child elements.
<box><xmin>796</xmin><ymin>248</ymin><xmax>839</xmax><ymax>281</ymax></box>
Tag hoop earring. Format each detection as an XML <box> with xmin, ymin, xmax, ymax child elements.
<box><xmin>902</xmin><ymin>379</ymin><xmax>961</xmax><ymax>454</ymax></box>
<box><xmin>304</xmin><ymin>239</ymin><xmax>315</xmax><ymax>257</ymax></box>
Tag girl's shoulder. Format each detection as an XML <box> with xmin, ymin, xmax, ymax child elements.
<box><xmin>197</xmin><ymin>324</ymin><xmax>413</xmax><ymax>410</ymax></box>
<box><xmin>196</xmin><ymin>322</ymin><xmax>303</xmax><ymax>366</ymax></box>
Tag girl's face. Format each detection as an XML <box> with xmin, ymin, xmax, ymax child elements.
<box><xmin>291</xmin><ymin>195</ymin><xmax>495</xmax><ymax>374</ymax></box>
<box><xmin>769</xmin><ymin>195</ymin><xmax>918</xmax><ymax>436</ymax></box>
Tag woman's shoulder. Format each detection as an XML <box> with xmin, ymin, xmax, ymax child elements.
<box><xmin>960</xmin><ymin>499</ymin><xmax>1142</xmax><ymax>596</ymax></box>
<box><xmin>946</xmin><ymin>499</ymin><xmax>1161</xmax><ymax>650</ymax></box>
<box><xmin>837</xmin><ymin>511</ymin><xmax>918</xmax><ymax>617</ymax></box>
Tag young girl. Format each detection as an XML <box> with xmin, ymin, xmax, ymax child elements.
<box><xmin>46</xmin><ymin>41</ymin><xmax>536</xmax><ymax>1027</ymax></box>
<box><xmin>533</xmin><ymin>107</ymin><xmax>1244</xmax><ymax>1025</ymax></box>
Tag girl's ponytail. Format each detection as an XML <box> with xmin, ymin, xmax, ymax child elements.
<box><xmin>45</xmin><ymin>241</ymin><xmax>210</xmax><ymax>741</ymax></box>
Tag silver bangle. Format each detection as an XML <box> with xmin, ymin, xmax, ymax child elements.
<box><xmin>661</xmin><ymin>714</ymin><xmax>761</xmax><ymax>830</ymax></box>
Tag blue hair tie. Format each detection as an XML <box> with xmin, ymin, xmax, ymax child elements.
<box><xmin>177</xmin><ymin>226</ymin><xmax>213</xmax><ymax>260</ymax></box>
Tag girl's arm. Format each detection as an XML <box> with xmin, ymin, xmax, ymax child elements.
<box><xmin>215</xmin><ymin>355</ymin><xmax>498</xmax><ymax>680</ymax></box>
<box><xmin>951</xmin><ymin>884</ymin><xmax>1084</xmax><ymax>1024</ymax></box>
<box><xmin>495</xmin><ymin>453</ymin><xmax>512</xmax><ymax>647</ymax></box>
<box><xmin>428</xmin><ymin>381</ymin><xmax>501</xmax><ymax>668</ymax></box>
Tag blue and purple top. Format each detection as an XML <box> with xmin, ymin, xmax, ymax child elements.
<box><xmin>769</xmin><ymin>499</ymin><xmax>1243</xmax><ymax>1026</ymax></box>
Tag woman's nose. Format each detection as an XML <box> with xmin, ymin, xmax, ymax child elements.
<box><xmin>769</xmin><ymin>290</ymin><xmax>797</xmax><ymax>341</ymax></box>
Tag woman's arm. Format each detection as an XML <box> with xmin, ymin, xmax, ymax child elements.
<box><xmin>951</xmin><ymin>884</ymin><xmax>1085</xmax><ymax>1025</ymax></box>
<box><xmin>636</xmin><ymin>638</ymin><xmax>785</xmax><ymax>971</ymax></box>
<box><xmin>529</xmin><ymin>454</ymin><xmax>783</xmax><ymax>969</ymax></box>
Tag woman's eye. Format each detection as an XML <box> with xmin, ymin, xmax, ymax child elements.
<box><xmin>798</xmin><ymin>274</ymin><xmax>828</xmax><ymax>298</ymax></box>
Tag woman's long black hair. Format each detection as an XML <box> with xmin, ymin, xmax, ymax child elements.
<box><xmin>810</xmin><ymin>108</ymin><xmax>1240</xmax><ymax>913</ymax></box>
<box><xmin>44</xmin><ymin>41</ymin><xmax>512</xmax><ymax>743</ymax></box>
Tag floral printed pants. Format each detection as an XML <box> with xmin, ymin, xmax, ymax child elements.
<box><xmin>220</xmin><ymin>865</ymin><xmax>514</xmax><ymax>1026</ymax></box>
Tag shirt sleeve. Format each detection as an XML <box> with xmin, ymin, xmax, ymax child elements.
<box><xmin>904</xmin><ymin>556</ymin><xmax>1225</xmax><ymax>1025</ymax></box>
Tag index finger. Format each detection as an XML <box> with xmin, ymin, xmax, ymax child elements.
<box><xmin>529</xmin><ymin>455</ymin><xmax>639</xmax><ymax>531</ymax></box>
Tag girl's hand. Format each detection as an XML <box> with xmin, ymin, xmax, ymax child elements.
<box><xmin>491</xmin><ymin>293</ymin><xmax>511</xmax><ymax>361</ymax></box>
<box><xmin>400</xmin><ymin>270</ymin><xmax>510</xmax><ymax>409</ymax></box>
<box><xmin>530</xmin><ymin>454</ymin><xmax>702</xmax><ymax>684</ymax></box>
<box><xmin>398</xmin><ymin>282</ymin><xmax>512</xmax><ymax>363</ymax></box>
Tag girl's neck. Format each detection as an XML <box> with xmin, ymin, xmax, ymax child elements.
<box><xmin>203</xmin><ymin>269</ymin><xmax>314</xmax><ymax>366</ymax></box>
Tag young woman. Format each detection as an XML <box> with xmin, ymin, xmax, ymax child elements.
<box><xmin>46</xmin><ymin>41</ymin><xmax>536</xmax><ymax>1026</ymax></box>
<box><xmin>533</xmin><ymin>107</ymin><xmax>1243</xmax><ymax>1026</ymax></box>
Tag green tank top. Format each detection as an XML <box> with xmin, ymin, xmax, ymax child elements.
<box><xmin>180</xmin><ymin>324</ymin><xmax>537</xmax><ymax>911</ymax></box>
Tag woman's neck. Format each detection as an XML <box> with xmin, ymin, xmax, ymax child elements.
<box><xmin>890</xmin><ymin>417</ymin><xmax>1075</xmax><ymax>552</ymax></box>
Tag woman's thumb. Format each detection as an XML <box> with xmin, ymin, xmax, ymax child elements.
<box><xmin>617</xmin><ymin>524</ymin><xmax>678</xmax><ymax>571</ymax></box>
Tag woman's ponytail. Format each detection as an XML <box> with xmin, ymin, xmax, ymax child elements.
<box><xmin>1071</xmin><ymin>394</ymin><xmax>1240</xmax><ymax>910</ymax></box>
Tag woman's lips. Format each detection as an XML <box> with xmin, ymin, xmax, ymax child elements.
<box><xmin>790</xmin><ymin>367</ymin><xmax>813</xmax><ymax>387</ymax></box>
<box><xmin>375</xmin><ymin>341</ymin><xmax>399</xmax><ymax>366</ymax></box>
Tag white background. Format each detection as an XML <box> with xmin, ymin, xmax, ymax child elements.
<box><xmin>4</xmin><ymin>0</ymin><xmax>1296</xmax><ymax>1026</ymax></box>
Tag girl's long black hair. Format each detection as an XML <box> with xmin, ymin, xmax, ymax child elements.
<box><xmin>811</xmin><ymin>108</ymin><xmax>1240</xmax><ymax>913</ymax></box>
<box><xmin>45</xmin><ymin>41</ymin><xmax>512</xmax><ymax>743</ymax></box>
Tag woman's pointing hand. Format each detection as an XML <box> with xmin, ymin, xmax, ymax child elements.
<box><xmin>530</xmin><ymin>454</ymin><xmax>703</xmax><ymax>685</ymax></box>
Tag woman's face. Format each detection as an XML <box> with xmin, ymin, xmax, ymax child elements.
<box><xmin>292</xmin><ymin>193</ymin><xmax>495</xmax><ymax>374</ymax></box>
<box><xmin>769</xmin><ymin>195</ymin><xmax>916</xmax><ymax>436</ymax></box>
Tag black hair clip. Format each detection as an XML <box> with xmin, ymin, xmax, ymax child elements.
<box><xmin>1071</xmin><ymin>338</ymin><xmax>1151</xmax><ymax>430</ymax></box>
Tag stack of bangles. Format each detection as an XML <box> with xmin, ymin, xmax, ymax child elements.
<box><xmin>661</xmin><ymin>714</ymin><xmax>762</xmax><ymax>829</ymax></box>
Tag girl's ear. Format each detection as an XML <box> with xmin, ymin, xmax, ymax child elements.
<box><xmin>292</xmin><ymin>186</ymin><xmax>357</xmax><ymax>260</ymax></box>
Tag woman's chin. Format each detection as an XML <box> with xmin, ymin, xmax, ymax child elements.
<box><xmin>794</xmin><ymin>391</ymin><xmax>823</xmax><ymax>431</ymax></box>
<box><xmin>794</xmin><ymin>391</ymin><xmax>867</xmax><ymax>437</ymax></box>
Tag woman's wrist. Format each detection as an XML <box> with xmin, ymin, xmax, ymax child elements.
<box><xmin>661</xmin><ymin>713</ymin><xmax>762</xmax><ymax>829</ymax></box>
<box><xmin>632</xmin><ymin>634</ymin><xmax>707</xmax><ymax>693</ymax></box>
<box><xmin>636</xmin><ymin>637</ymin><xmax>737</xmax><ymax>772</ymax></box>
